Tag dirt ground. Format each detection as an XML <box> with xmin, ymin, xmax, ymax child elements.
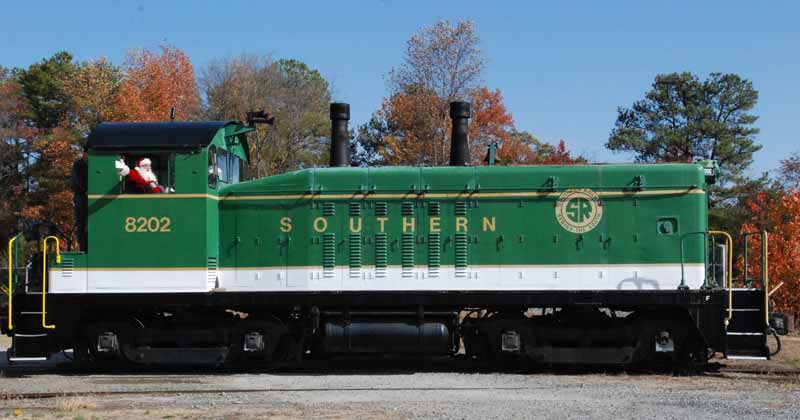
<box><xmin>1</xmin><ymin>334</ymin><xmax>799</xmax><ymax>420</ymax></box>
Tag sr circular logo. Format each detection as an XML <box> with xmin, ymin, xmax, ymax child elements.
<box><xmin>555</xmin><ymin>189</ymin><xmax>603</xmax><ymax>233</ymax></box>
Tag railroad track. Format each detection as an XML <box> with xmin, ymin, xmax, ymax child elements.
<box><xmin>1</xmin><ymin>386</ymin><xmax>556</xmax><ymax>401</ymax></box>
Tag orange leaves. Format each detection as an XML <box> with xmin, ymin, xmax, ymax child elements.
<box><xmin>113</xmin><ymin>45</ymin><xmax>201</xmax><ymax>122</ymax></box>
<box><xmin>376</xmin><ymin>85</ymin><xmax>584</xmax><ymax>166</ymax></box>
<box><xmin>738</xmin><ymin>188</ymin><xmax>800</xmax><ymax>317</ymax></box>
<box><xmin>379</xmin><ymin>88</ymin><xmax>447</xmax><ymax>165</ymax></box>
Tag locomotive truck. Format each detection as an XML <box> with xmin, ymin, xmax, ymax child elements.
<box><xmin>2</xmin><ymin>102</ymin><xmax>774</xmax><ymax>366</ymax></box>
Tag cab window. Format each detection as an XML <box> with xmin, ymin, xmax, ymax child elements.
<box><xmin>121</xmin><ymin>153</ymin><xmax>175</xmax><ymax>193</ymax></box>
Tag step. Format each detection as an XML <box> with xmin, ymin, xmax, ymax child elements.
<box><xmin>728</xmin><ymin>311</ymin><xmax>765</xmax><ymax>333</ymax></box>
<box><xmin>729</xmin><ymin>290</ymin><xmax>765</xmax><ymax>308</ymax></box>
<box><xmin>11</xmin><ymin>331</ymin><xmax>51</xmax><ymax>359</ymax></box>
<box><xmin>8</xmin><ymin>357</ymin><xmax>48</xmax><ymax>362</ymax></box>
<box><xmin>726</xmin><ymin>355</ymin><xmax>768</xmax><ymax>361</ymax></box>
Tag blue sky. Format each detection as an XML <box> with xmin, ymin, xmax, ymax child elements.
<box><xmin>2</xmin><ymin>0</ymin><xmax>798</xmax><ymax>175</ymax></box>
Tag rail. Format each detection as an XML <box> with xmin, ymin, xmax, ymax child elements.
<box><xmin>708</xmin><ymin>231</ymin><xmax>733</xmax><ymax>322</ymax></box>
<box><xmin>41</xmin><ymin>236</ymin><xmax>60</xmax><ymax>329</ymax></box>
<box><xmin>738</xmin><ymin>231</ymin><xmax>770</xmax><ymax>327</ymax></box>
<box><xmin>7</xmin><ymin>233</ymin><xmax>21</xmax><ymax>331</ymax></box>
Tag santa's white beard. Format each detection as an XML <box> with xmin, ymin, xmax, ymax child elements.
<box><xmin>137</xmin><ymin>167</ymin><xmax>158</xmax><ymax>183</ymax></box>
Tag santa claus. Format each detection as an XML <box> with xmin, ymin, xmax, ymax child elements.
<box><xmin>124</xmin><ymin>157</ymin><xmax>163</xmax><ymax>193</ymax></box>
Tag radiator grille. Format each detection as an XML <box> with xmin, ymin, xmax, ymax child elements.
<box><xmin>323</xmin><ymin>233</ymin><xmax>336</xmax><ymax>278</ymax></box>
<box><xmin>455</xmin><ymin>233</ymin><xmax>468</xmax><ymax>278</ymax></box>
<box><xmin>349</xmin><ymin>234</ymin><xmax>362</xmax><ymax>279</ymax></box>
<box><xmin>401</xmin><ymin>233</ymin><xmax>415</xmax><ymax>278</ymax></box>
<box><xmin>375</xmin><ymin>233</ymin><xmax>387</xmax><ymax>278</ymax></box>
<box><xmin>428</xmin><ymin>233</ymin><xmax>441</xmax><ymax>277</ymax></box>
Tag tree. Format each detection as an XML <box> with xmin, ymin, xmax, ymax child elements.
<box><xmin>388</xmin><ymin>19</ymin><xmax>485</xmax><ymax>101</ymax></box>
<box><xmin>371</xmin><ymin>20</ymin><xmax>486</xmax><ymax>165</ymax></box>
<box><xmin>62</xmin><ymin>58</ymin><xmax>122</xmax><ymax>134</ymax></box>
<box><xmin>778</xmin><ymin>152</ymin><xmax>800</xmax><ymax>187</ymax></box>
<box><xmin>738</xmin><ymin>187</ymin><xmax>800</xmax><ymax>320</ymax></box>
<box><xmin>114</xmin><ymin>45</ymin><xmax>201</xmax><ymax>122</ymax></box>
<box><xmin>607</xmin><ymin>72</ymin><xmax>760</xmax><ymax>184</ymax></box>
<box><xmin>358</xmin><ymin>84</ymin><xmax>583</xmax><ymax>167</ymax></box>
<box><xmin>201</xmin><ymin>56</ymin><xmax>332</xmax><ymax>177</ymax></box>
<box><xmin>0</xmin><ymin>71</ymin><xmax>34</xmax><ymax>241</ymax></box>
<box><xmin>16</xmin><ymin>51</ymin><xmax>77</xmax><ymax>129</ymax></box>
<box><xmin>607</xmin><ymin>72</ymin><xmax>761</xmax><ymax>233</ymax></box>
<box><xmin>497</xmin><ymin>131</ymin><xmax>585</xmax><ymax>165</ymax></box>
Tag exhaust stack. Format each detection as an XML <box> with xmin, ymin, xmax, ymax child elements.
<box><xmin>329</xmin><ymin>103</ymin><xmax>350</xmax><ymax>167</ymax></box>
<box><xmin>449</xmin><ymin>101</ymin><xmax>471</xmax><ymax>166</ymax></box>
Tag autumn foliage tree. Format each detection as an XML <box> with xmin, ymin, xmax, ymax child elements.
<box><xmin>736</xmin><ymin>156</ymin><xmax>800</xmax><ymax>320</ymax></box>
<box><xmin>114</xmin><ymin>45</ymin><xmax>201</xmax><ymax>122</ymax></box>
<box><xmin>355</xmin><ymin>20</ymin><xmax>582</xmax><ymax>167</ymax></box>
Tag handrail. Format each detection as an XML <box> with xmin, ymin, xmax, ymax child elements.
<box><xmin>708</xmin><ymin>231</ymin><xmax>733</xmax><ymax>322</ymax></box>
<box><xmin>7</xmin><ymin>233</ymin><xmax>21</xmax><ymax>331</ymax></box>
<box><xmin>41</xmin><ymin>236</ymin><xmax>60</xmax><ymax>329</ymax></box>
<box><xmin>762</xmin><ymin>231</ymin><xmax>769</xmax><ymax>327</ymax></box>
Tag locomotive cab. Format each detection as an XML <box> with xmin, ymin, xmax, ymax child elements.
<box><xmin>48</xmin><ymin>121</ymin><xmax>251</xmax><ymax>294</ymax></box>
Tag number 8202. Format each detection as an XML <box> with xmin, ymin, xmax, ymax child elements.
<box><xmin>124</xmin><ymin>217</ymin><xmax>172</xmax><ymax>233</ymax></box>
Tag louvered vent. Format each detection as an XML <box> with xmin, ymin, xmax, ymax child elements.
<box><xmin>375</xmin><ymin>202</ymin><xmax>388</xmax><ymax>216</ymax></box>
<box><xmin>428</xmin><ymin>201</ymin><xmax>441</xmax><ymax>216</ymax></box>
<box><xmin>207</xmin><ymin>257</ymin><xmax>218</xmax><ymax>286</ymax></box>
<box><xmin>455</xmin><ymin>233</ymin><xmax>468</xmax><ymax>278</ymax></box>
<box><xmin>428</xmin><ymin>233</ymin><xmax>440</xmax><ymax>277</ymax></box>
<box><xmin>349</xmin><ymin>234</ymin><xmax>362</xmax><ymax>279</ymax></box>
<box><xmin>455</xmin><ymin>201</ymin><xmax>467</xmax><ymax>216</ymax></box>
<box><xmin>349</xmin><ymin>202</ymin><xmax>361</xmax><ymax>216</ymax></box>
<box><xmin>323</xmin><ymin>233</ymin><xmax>336</xmax><ymax>278</ymax></box>
<box><xmin>375</xmin><ymin>233</ymin><xmax>387</xmax><ymax>278</ymax></box>
<box><xmin>401</xmin><ymin>233</ymin><xmax>415</xmax><ymax>278</ymax></box>
<box><xmin>61</xmin><ymin>257</ymin><xmax>74</xmax><ymax>278</ymax></box>
<box><xmin>323</xmin><ymin>202</ymin><xmax>336</xmax><ymax>216</ymax></box>
<box><xmin>402</xmin><ymin>201</ymin><xmax>414</xmax><ymax>216</ymax></box>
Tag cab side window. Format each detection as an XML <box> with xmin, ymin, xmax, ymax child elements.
<box><xmin>208</xmin><ymin>146</ymin><xmax>219</xmax><ymax>189</ymax></box>
<box><xmin>121</xmin><ymin>153</ymin><xmax>175</xmax><ymax>193</ymax></box>
<box><xmin>208</xmin><ymin>146</ymin><xmax>245</xmax><ymax>187</ymax></box>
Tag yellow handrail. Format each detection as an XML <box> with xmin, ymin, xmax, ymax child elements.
<box><xmin>7</xmin><ymin>234</ymin><xmax>20</xmax><ymax>331</ymax></box>
<box><xmin>708</xmin><ymin>231</ymin><xmax>733</xmax><ymax>323</ymax></box>
<box><xmin>41</xmin><ymin>236</ymin><xmax>60</xmax><ymax>329</ymax></box>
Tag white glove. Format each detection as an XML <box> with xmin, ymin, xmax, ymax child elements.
<box><xmin>115</xmin><ymin>159</ymin><xmax>130</xmax><ymax>177</ymax></box>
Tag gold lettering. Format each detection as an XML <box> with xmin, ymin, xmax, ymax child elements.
<box><xmin>313</xmin><ymin>217</ymin><xmax>328</xmax><ymax>233</ymax></box>
<box><xmin>403</xmin><ymin>217</ymin><xmax>415</xmax><ymax>233</ymax></box>
<box><xmin>482</xmin><ymin>216</ymin><xmax>496</xmax><ymax>232</ymax></box>
<box><xmin>429</xmin><ymin>217</ymin><xmax>441</xmax><ymax>233</ymax></box>
<box><xmin>280</xmin><ymin>217</ymin><xmax>293</xmax><ymax>232</ymax></box>
<box><xmin>456</xmin><ymin>216</ymin><xmax>468</xmax><ymax>232</ymax></box>
<box><xmin>376</xmin><ymin>217</ymin><xmax>388</xmax><ymax>233</ymax></box>
<box><xmin>349</xmin><ymin>217</ymin><xmax>362</xmax><ymax>233</ymax></box>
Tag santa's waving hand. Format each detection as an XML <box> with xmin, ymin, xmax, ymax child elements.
<box><xmin>127</xmin><ymin>158</ymin><xmax>163</xmax><ymax>193</ymax></box>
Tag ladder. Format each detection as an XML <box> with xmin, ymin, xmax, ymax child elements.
<box><xmin>724</xmin><ymin>231</ymin><xmax>770</xmax><ymax>360</ymax></box>
<box><xmin>5</xmin><ymin>234</ymin><xmax>59</xmax><ymax>363</ymax></box>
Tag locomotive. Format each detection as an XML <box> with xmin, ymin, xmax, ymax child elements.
<box><xmin>3</xmin><ymin>102</ymin><xmax>774</xmax><ymax>366</ymax></box>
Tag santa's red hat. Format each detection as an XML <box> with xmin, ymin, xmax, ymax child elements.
<box><xmin>137</xmin><ymin>157</ymin><xmax>151</xmax><ymax>167</ymax></box>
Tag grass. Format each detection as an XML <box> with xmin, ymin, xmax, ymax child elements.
<box><xmin>56</xmin><ymin>397</ymin><xmax>98</xmax><ymax>412</ymax></box>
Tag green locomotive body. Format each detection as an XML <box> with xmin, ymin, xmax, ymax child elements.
<box><xmin>2</xmin><ymin>102</ymin><xmax>772</xmax><ymax>366</ymax></box>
